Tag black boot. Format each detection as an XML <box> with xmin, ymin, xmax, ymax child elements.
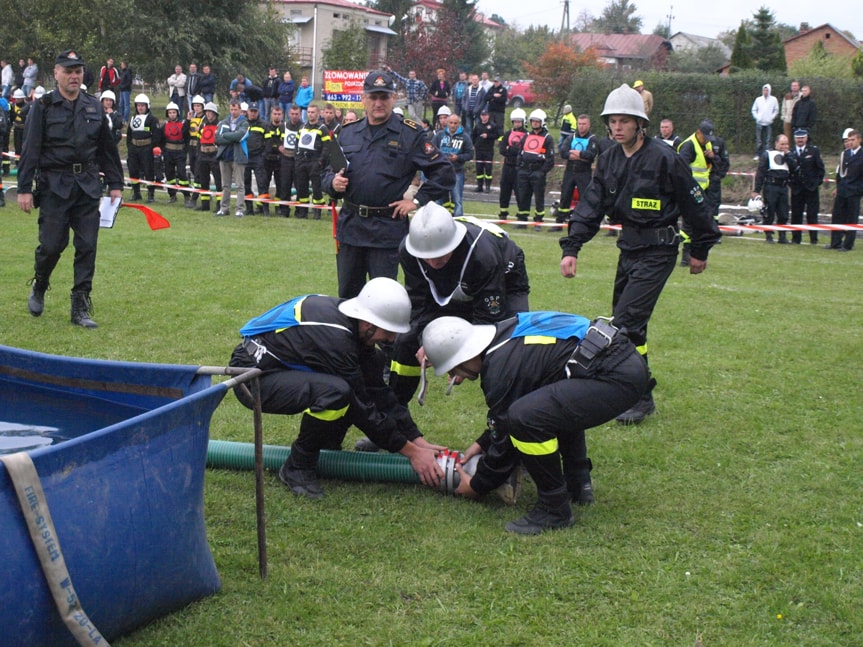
<box><xmin>0</xmin><ymin>189</ymin><xmax>6</xmax><ymax>208</ymax></box>
<box><xmin>261</xmin><ymin>202</ymin><xmax>270</xmax><ymax>217</ymax></box>
<box><xmin>777</xmin><ymin>232</ymin><xmax>789</xmax><ymax>244</ymax></box>
<box><xmin>504</xmin><ymin>486</ymin><xmax>574</xmax><ymax>535</ymax></box>
<box><xmin>131</xmin><ymin>187</ymin><xmax>143</xmax><ymax>202</ymax></box>
<box><xmin>474</xmin><ymin>179</ymin><xmax>484</xmax><ymax>192</ymax></box>
<box><xmin>567</xmin><ymin>458</ymin><xmax>594</xmax><ymax>506</ymax></box>
<box><xmin>27</xmin><ymin>276</ymin><xmax>49</xmax><ymax>317</ymax></box>
<box><xmin>245</xmin><ymin>199</ymin><xmax>254</xmax><ymax>215</ymax></box>
<box><xmin>70</xmin><ymin>292</ymin><xmax>98</xmax><ymax>329</ymax></box>
<box><xmin>498</xmin><ymin>210</ymin><xmax>509</xmax><ymax>221</ymax></box>
<box><xmin>616</xmin><ymin>391</ymin><xmax>656</xmax><ymax>425</ymax></box>
<box><xmin>146</xmin><ymin>187</ymin><xmax>155</xmax><ymax>203</ymax></box>
<box><xmin>194</xmin><ymin>197</ymin><xmax>209</xmax><ymax>211</ymax></box>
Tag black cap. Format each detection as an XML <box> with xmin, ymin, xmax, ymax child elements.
<box><xmin>698</xmin><ymin>119</ymin><xmax>714</xmax><ymax>137</ymax></box>
<box><xmin>363</xmin><ymin>71</ymin><xmax>396</xmax><ymax>94</ymax></box>
<box><xmin>793</xmin><ymin>128</ymin><xmax>808</xmax><ymax>137</ymax></box>
<box><xmin>55</xmin><ymin>49</ymin><xmax>85</xmax><ymax>68</ymax></box>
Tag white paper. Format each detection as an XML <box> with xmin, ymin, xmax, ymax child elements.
<box><xmin>99</xmin><ymin>197</ymin><xmax>122</xmax><ymax>228</ymax></box>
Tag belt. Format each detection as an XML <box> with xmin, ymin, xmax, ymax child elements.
<box><xmin>200</xmin><ymin>145</ymin><xmax>218</xmax><ymax>153</ymax></box>
<box><xmin>342</xmin><ymin>201</ymin><xmax>396</xmax><ymax>218</ymax></box>
<box><xmin>130</xmin><ymin>138</ymin><xmax>153</xmax><ymax>147</ymax></box>
<box><xmin>189</xmin><ymin>139</ymin><xmax>199</xmax><ymax>147</ymax></box>
<box><xmin>566</xmin><ymin>317</ymin><xmax>620</xmax><ymax>376</ymax></box>
<box><xmin>620</xmin><ymin>224</ymin><xmax>680</xmax><ymax>247</ymax></box>
<box><xmin>765</xmin><ymin>177</ymin><xmax>788</xmax><ymax>187</ymax></box>
<box><xmin>164</xmin><ymin>142</ymin><xmax>185</xmax><ymax>151</ymax></box>
<box><xmin>280</xmin><ymin>150</ymin><xmax>297</xmax><ymax>158</ymax></box>
<box><xmin>42</xmin><ymin>163</ymin><xmax>97</xmax><ymax>174</ymax></box>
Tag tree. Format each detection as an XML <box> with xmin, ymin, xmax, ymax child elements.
<box><xmin>668</xmin><ymin>44</ymin><xmax>729</xmax><ymax>74</ymax></box>
<box><xmin>321</xmin><ymin>21</ymin><xmax>371</xmax><ymax>71</ymax></box>
<box><xmin>369</xmin><ymin>0</ymin><xmax>414</xmax><ymax>55</ymax></box>
<box><xmin>789</xmin><ymin>41</ymin><xmax>855</xmax><ymax>80</ymax></box>
<box><xmin>524</xmin><ymin>42</ymin><xmax>599</xmax><ymax>113</ymax></box>
<box><xmin>853</xmin><ymin>48</ymin><xmax>863</xmax><ymax>78</ymax></box>
<box><xmin>489</xmin><ymin>13</ymin><xmax>507</xmax><ymax>27</ymax></box>
<box><xmin>652</xmin><ymin>22</ymin><xmax>671</xmax><ymax>39</ymax></box>
<box><xmin>490</xmin><ymin>25</ymin><xmax>557</xmax><ymax>79</ymax></box>
<box><xmin>591</xmin><ymin>0</ymin><xmax>643</xmax><ymax>35</ymax></box>
<box><xmin>749</xmin><ymin>6</ymin><xmax>786</xmax><ymax>72</ymax></box>
<box><xmin>729</xmin><ymin>21</ymin><xmax>753</xmax><ymax>71</ymax></box>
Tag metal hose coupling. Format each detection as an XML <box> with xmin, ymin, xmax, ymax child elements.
<box><xmin>434</xmin><ymin>449</ymin><xmax>522</xmax><ymax>505</ymax></box>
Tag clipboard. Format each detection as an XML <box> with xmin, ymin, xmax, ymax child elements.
<box><xmin>99</xmin><ymin>196</ymin><xmax>123</xmax><ymax>228</ymax></box>
<box><xmin>326</xmin><ymin>138</ymin><xmax>350</xmax><ymax>173</ymax></box>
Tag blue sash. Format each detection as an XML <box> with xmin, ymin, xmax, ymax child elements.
<box><xmin>511</xmin><ymin>311</ymin><xmax>590</xmax><ymax>341</ymax></box>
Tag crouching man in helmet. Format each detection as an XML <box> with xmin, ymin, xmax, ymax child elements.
<box><xmin>559</xmin><ymin>84</ymin><xmax>720</xmax><ymax>425</ymax></box>
<box><xmin>422</xmin><ymin>312</ymin><xmax>648</xmax><ymax>535</ymax></box>
<box><xmin>229</xmin><ymin>277</ymin><xmax>445</xmax><ymax>499</ymax></box>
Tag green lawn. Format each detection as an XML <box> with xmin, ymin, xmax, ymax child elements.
<box><xmin>1</xmin><ymin>193</ymin><xmax>861</xmax><ymax>646</ymax></box>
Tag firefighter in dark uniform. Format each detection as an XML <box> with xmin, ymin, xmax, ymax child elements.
<box><xmin>10</xmin><ymin>88</ymin><xmax>29</xmax><ymax>161</ymax></box>
<box><xmin>786</xmin><ymin>127</ymin><xmax>824</xmax><ymax>245</ymax></box>
<box><xmin>228</xmin><ymin>278</ymin><xmax>444</xmax><ymax>499</ymax></box>
<box><xmin>262</xmin><ymin>105</ymin><xmax>285</xmax><ymax>216</ymax></box>
<box><xmin>497</xmin><ymin>108</ymin><xmax>527</xmax><ymax>220</ymax></box>
<box><xmin>185</xmin><ymin>95</ymin><xmax>205</xmax><ymax>207</ymax></box>
<box><xmin>278</xmin><ymin>105</ymin><xmax>303</xmax><ymax>217</ymax></box>
<box><xmin>516</xmin><ymin>108</ymin><xmax>555</xmax><ymax>224</ymax></box>
<box><xmin>323</xmin><ymin>70</ymin><xmax>455</xmax><ymax>299</ymax></box>
<box><xmin>557</xmin><ymin>114</ymin><xmax>599</xmax><ymax>223</ymax></box>
<box><xmin>294</xmin><ymin>104</ymin><xmax>328</xmax><ymax>219</ymax></box>
<box><xmin>127</xmin><ymin>93</ymin><xmax>160</xmax><ymax>203</ymax></box>
<box><xmin>471</xmin><ymin>108</ymin><xmax>499</xmax><ymax>193</ymax></box>
<box><xmin>17</xmin><ymin>49</ymin><xmax>124</xmax><ymax>328</ymax></box>
<box><xmin>243</xmin><ymin>104</ymin><xmax>269</xmax><ymax>215</ymax></box>
<box><xmin>677</xmin><ymin>119</ymin><xmax>716</xmax><ymax>265</ymax></box>
<box><xmin>422</xmin><ymin>312</ymin><xmax>649</xmax><ymax>535</ymax></box>
<box><xmin>192</xmin><ymin>102</ymin><xmax>221</xmax><ymax>212</ymax></box>
<box><xmin>161</xmin><ymin>101</ymin><xmax>190</xmax><ymax>204</ymax></box>
<box><xmin>559</xmin><ymin>84</ymin><xmax>720</xmax><ymax>425</ymax></box>
<box><xmin>388</xmin><ymin>202</ymin><xmax>530</xmax><ymax>406</ymax></box>
<box><xmin>753</xmin><ymin>134</ymin><xmax>792</xmax><ymax>244</ymax></box>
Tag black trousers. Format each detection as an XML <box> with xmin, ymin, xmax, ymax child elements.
<box><xmin>264</xmin><ymin>156</ymin><xmax>281</xmax><ymax>200</ymax></box>
<box><xmin>34</xmin><ymin>184</ymin><xmax>100</xmax><ymax>294</ymax></box>
<box><xmin>127</xmin><ymin>145</ymin><xmax>154</xmax><ymax>195</ymax></box>
<box><xmin>830</xmin><ymin>193</ymin><xmax>861</xmax><ymax>250</ymax></box>
<box><xmin>516</xmin><ymin>167</ymin><xmax>548</xmax><ymax>219</ymax></box>
<box><xmin>336</xmin><ymin>242</ymin><xmax>400</xmax><ymax>299</ymax></box>
<box><xmin>762</xmin><ymin>183</ymin><xmax>789</xmax><ymax>237</ymax></box>
<box><xmin>790</xmin><ymin>187</ymin><xmax>820</xmax><ymax>244</ymax></box>
<box><xmin>279</xmin><ymin>156</ymin><xmax>296</xmax><ymax>210</ymax></box>
<box><xmin>243</xmin><ymin>153</ymin><xmax>267</xmax><ymax>203</ymax></box>
<box><xmin>558</xmin><ymin>169</ymin><xmax>592</xmax><ymax>219</ymax></box>
<box><xmin>163</xmin><ymin>149</ymin><xmax>189</xmax><ymax>197</ymax></box>
<box><xmin>498</xmin><ymin>164</ymin><xmax>518</xmax><ymax>213</ymax></box>
<box><xmin>294</xmin><ymin>155</ymin><xmax>323</xmax><ymax>215</ymax></box>
<box><xmin>506</xmin><ymin>340</ymin><xmax>648</xmax><ymax>492</ymax></box>
<box><xmin>194</xmin><ymin>154</ymin><xmax>221</xmax><ymax>203</ymax></box>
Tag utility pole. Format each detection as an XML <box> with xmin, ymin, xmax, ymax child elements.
<box><xmin>560</xmin><ymin>0</ymin><xmax>571</xmax><ymax>35</ymax></box>
<box><xmin>666</xmin><ymin>5</ymin><xmax>675</xmax><ymax>35</ymax></box>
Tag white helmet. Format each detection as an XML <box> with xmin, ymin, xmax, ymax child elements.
<box><xmin>166</xmin><ymin>101</ymin><xmax>180</xmax><ymax>113</ymax></box>
<box><xmin>101</xmin><ymin>90</ymin><xmax>116</xmax><ymax>103</ymax></box>
<box><xmin>747</xmin><ymin>196</ymin><xmax>763</xmax><ymax>214</ymax></box>
<box><xmin>510</xmin><ymin>108</ymin><xmax>526</xmax><ymax>123</ymax></box>
<box><xmin>12</xmin><ymin>88</ymin><xmax>26</xmax><ymax>100</ymax></box>
<box><xmin>422</xmin><ymin>317</ymin><xmax>496</xmax><ymax>376</ymax></box>
<box><xmin>191</xmin><ymin>95</ymin><xmax>205</xmax><ymax>106</ymax></box>
<box><xmin>601</xmin><ymin>83</ymin><xmax>649</xmax><ymax>124</ymax></box>
<box><xmin>392</xmin><ymin>106</ymin><xmax>404</xmax><ymax>116</ymax></box>
<box><xmin>240</xmin><ymin>102</ymin><xmax>249</xmax><ymax>112</ymax></box>
<box><xmin>406</xmin><ymin>203</ymin><xmax>467</xmax><ymax>259</ymax></box>
<box><xmin>134</xmin><ymin>93</ymin><xmax>150</xmax><ymax>107</ymax></box>
<box><xmin>338</xmin><ymin>277</ymin><xmax>411</xmax><ymax>334</ymax></box>
<box><xmin>204</xmin><ymin>102</ymin><xmax>219</xmax><ymax>114</ymax></box>
<box><xmin>438</xmin><ymin>106</ymin><xmax>452</xmax><ymax>117</ymax></box>
<box><xmin>33</xmin><ymin>86</ymin><xmax>46</xmax><ymax>99</ymax></box>
<box><xmin>528</xmin><ymin>108</ymin><xmax>546</xmax><ymax>127</ymax></box>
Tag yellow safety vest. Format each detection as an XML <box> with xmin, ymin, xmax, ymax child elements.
<box><xmin>679</xmin><ymin>134</ymin><xmax>712</xmax><ymax>189</ymax></box>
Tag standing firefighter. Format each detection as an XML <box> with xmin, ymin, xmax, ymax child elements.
<box><xmin>127</xmin><ymin>93</ymin><xmax>160</xmax><ymax>203</ymax></box>
<box><xmin>161</xmin><ymin>101</ymin><xmax>190</xmax><ymax>204</ymax></box>
<box><xmin>559</xmin><ymin>84</ymin><xmax>720</xmax><ymax>424</ymax></box>
<box><xmin>516</xmin><ymin>109</ymin><xmax>555</xmax><ymax>225</ymax></box>
<box><xmin>17</xmin><ymin>49</ymin><xmax>124</xmax><ymax>327</ymax></box>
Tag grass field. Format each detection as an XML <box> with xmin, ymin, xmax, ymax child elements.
<box><xmin>1</xmin><ymin>190</ymin><xmax>862</xmax><ymax>646</ymax></box>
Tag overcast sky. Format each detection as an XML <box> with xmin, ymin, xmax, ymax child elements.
<box><xmin>479</xmin><ymin>1</ymin><xmax>863</xmax><ymax>43</ymax></box>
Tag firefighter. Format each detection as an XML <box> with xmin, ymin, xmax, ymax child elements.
<box><xmin>185</xmin><ymin>95</ymin><xmax>206</xmax><ymax>206</ymax></box>
<box><xmin>497</xmin><ymin>108</ymin><xmax>527</xmax><ymax>220</ymax></box>
<box><xmin>126</xmin><ymin>93</ymin><xmax>160</xmax><ymax>203</ymax></box>
<box><xmin>515</xmin><ymin>108</ymin><xmax>555</xmax><ymax>225</ymax></box>
<box><xmin>161</xmin><ymin>101</ymin><xmax>190</xmax><ymax>204</ymax></box>
<box><xmin>191</xmin><ymin>102</ymin><xmax>221</xmax><ymax>212</ymax></box>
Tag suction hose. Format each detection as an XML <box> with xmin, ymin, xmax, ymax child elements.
<box><xmin>207</xmin><ymin>439</ymin><xmax>421</xmax><ymax>484</ymax></box>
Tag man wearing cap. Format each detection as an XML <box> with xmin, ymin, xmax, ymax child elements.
<box><xmin>559</xmin><ymin>84</ymin><xmax>720</xmax><ymax>425</ymax></box>
<box><xmin>323</xmin><ymin>70</ymin><xmax>454</xmax><ymax>299</ymax></box>
<box><xmin>825</xmin><ymin>128</ymin><xmax>863</xmax><ymax>251</ymax></box>
<box><xmin>786</xmin><ymin>128</ymin><xmax>824</xmax><ymax>245</ymax></box>
<box><xmin>632</xmin><ymin>80</ymin><xmax>653</xmax><ymax>117</ymax></box>
<box><xmin>242</xmin><ymin>102</ymin><xmax>268</xmax><ymax>215</ymax></box>
<box><xmin>482</xmin><ymin>76</ymin><xmax>508</xmax><ymax>128</ymax></box>
<box><xmin>229</xmin><ymin>277</ymin><xmax>445</xmax><ymax>499</ymax></box>
<box><xmin>17</xmin><ymin>49</ymin><xmax>124</xmax><ymax>328</ymax></box>
<box><xmin>677</xmin><ymin>119</ymin><xmax>717</xmax><ymax>264</ymax></box>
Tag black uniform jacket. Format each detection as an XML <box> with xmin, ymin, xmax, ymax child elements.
<box><xmin>400</xmin><ymin>220</ymin><xmax>529</xmax><ymax>329</ymax></box>
<box><xmin>17</xmin><ymin>90</ymin><xmax>123</xmax><ymax>197</ymax></box>
<box><xmin>560</xmin><ymin>136</ymin><xmax>720</xmax><ymax>261</ymax></box>
<box><xmin>323</xmin><ymin>113</ymin><xmax>455</xmax><ymax>248</ymax></box>
<box><xmin>786</xmin><ymin>144</ymin><xmax>825</xmax><ymax>193</ymax></box>
<box><xmin>469</xmin><ymin>317</ymin><xmax>580</xmax><ymax>494</ymax></box>
<box><xmin>231</xmin><ymin>295</ymin><xmax>420</xmax><ymax>452</ymax></box>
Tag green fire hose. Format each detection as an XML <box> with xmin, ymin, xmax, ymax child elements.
<box><xmin>206</xmin><ymin>439</ymin><xmax>421</xmax><ymax>484</ymax></box>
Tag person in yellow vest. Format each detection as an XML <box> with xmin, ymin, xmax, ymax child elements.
<box><xmin>677</xmin><ymin>119</ymin><xmax>715</xmax><ymax>265</ymax></box>
<box><xmin>185</xmin><ymin>95</ymin><xmax>205</xmax><ymax>207</ymax></box>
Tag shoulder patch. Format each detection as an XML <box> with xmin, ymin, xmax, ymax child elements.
<box><xmin>402</xmin><ymin>118</ymin><xmax>419</xmax><ymax>130</ymax></box>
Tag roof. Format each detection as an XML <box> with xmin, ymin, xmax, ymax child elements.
<box><xmin>569</xmin><ymin>33</ymin><xmax>672</xmax><ymax>60</ymax></box>
<box><xmin>271</xmin><ymin>0</ymin><xmax>391</xmax><ymax>18</ymax></box>
<box><xmin>782</xmin><ymin>23</ymin><xmax>861</xmax><ymax>49</ymax></box>
<box><xmin>413</xmin><ymin>0</ymin><xmax>504</xmax><ymax>29</ymax></box>
<box><xmin>670</xmin><ymin>32</ymin><xmax>732</xmax><ymax>58</ymax></box>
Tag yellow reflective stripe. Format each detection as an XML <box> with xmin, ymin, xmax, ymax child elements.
<box><xmin>511</xmin><ymin>436</ymin><xmax>559</xmax><ymax>456</ymax></box>
<box><xmin>524</xmin><ymin>335</ymin><xmax>556</xmax><ymax>345</ymax></box>
<box><xmin>304</xmin><ymin>404</ymin><xmax>349</xmax><ymax>421</ymax></box>
<box><xmin>635</xmin><ymin>343</ymin><xmax>647</xmax><ymax>356</ymax></box>
<box><xmin>390</xmin><ymin>360</ymin><xmax>423</xmax><ymax>377</ymax></box>
<box><xmin>680</xmin><ymin>230</ymin><xmax>691</xmax><ymax>243</ymax></box>
<box><xmin>631</xmin><ymin>198</ymin><xmax>661</xmax><ymax>210</ymax></box>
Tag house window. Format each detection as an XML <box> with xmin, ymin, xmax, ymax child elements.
<box><xmin>825</xmin><ymin>33</ymin><xmax>831</xmax><ymax>39</ymax></box>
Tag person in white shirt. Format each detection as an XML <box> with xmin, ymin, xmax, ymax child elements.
<box><xmin>751</xmin><ymin>83</ymin><xmax>779</xmax><ymax>160</ymax></box>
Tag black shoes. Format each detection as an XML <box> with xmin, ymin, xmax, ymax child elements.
<box><xmin>616</xmin><ymin>393</ymin><xmax>656</xmax><ymax>425</ymax></box>
<box><xmin>505</xmin><ymin>489</ymin><xmax>574</xmax><ymax>536</ymax></box>
<box><xmin>278</xmin><ymin>462</ymin><xmax>324</xmax><ymax>499</ymax></box>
